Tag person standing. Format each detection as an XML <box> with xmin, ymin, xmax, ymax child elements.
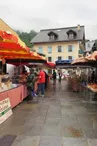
<box><xmin>44</xmin><ymin>71</ymin><xmax>49</xmax><ymax>89</ymax></box>
<box><xmin>91</xmin><ymin>71</ymin><xmax>95</xmax><ymax>83</ymax></box>
<box><xmin>34</xmin><ymin>68</ymin><xmax>39</xmax><ymax>94</ymax></box>
<box><xmin>39</xmin><ymin>68</ymin><xmax>45</xmax><ymax>97</ymax></box>
<box><xmin>52</xmin><ymin>70</ymin><xmax>56</xmax><ymax>85</ymax></box>
<box><xmin>58</xmin><ymin>70</ymin><xmax>62</xmax><ymax>83</ymax></box>
<box><xmin>26</xmin><ymin>68</ymin><xmax>35</xmax><ymax>102</ymax></box>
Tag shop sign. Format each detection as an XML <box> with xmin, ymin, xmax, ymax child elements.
<box><xmin>0</xmin><ymin>98</ymin><xmax>13</xmax><ymax>124</ymax></box>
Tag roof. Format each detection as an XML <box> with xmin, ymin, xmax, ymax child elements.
<box><xmin>31</xmin><ymin>25</ymin><xmax>85</xmax><ymax>44</ymax></box>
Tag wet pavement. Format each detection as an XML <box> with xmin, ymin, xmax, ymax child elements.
<box><xmin>0</xmin><ymin>80</ymin><xmax>97</xmax><ymax>146</ymax></box>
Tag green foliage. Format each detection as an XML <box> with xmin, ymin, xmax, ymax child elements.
<box><xmin>16</xmin><ymin>30</ymin><xmax>37</xmax><ymax>49</ymax></box>
<box><xmin>78</xmin><ymin>49</ymin><xmax>84</xmax><ymax>54</ymax></box>
<box><xmin>95</xmin><ymin>40</ymin><xmax>97</xmax><ymax>44</ymax></box>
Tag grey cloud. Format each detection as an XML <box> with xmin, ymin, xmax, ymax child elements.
<box><xmin>0</xmin><ymin>0</ymin><xmax>97</xmax><ymax>39</ymax></box>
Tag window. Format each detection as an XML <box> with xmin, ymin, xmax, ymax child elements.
<box><xmin>58</xmin><ymin>56</ymin><xmax>62</xmax><ymax>61</ymax></box>
<box><xmin>48</xmin><ymin>31</ymin><xmax>58</xmax><ymax>40</ymax></box>
<box><xmin>48</xmin><ymin>57</ymin><xmax>52</xmax><ymax>62</ymax></box>
<box><xmin>48</xmin><ymin>46</ymin><xmax>52</xmax><ymax>53</ymax></box>
<box><xmin>68</xmin><ymin>56</ymin><xmax>72</xmax><ymax>60</ymax></box>
<box><xmin>49</xmin><ymin>35</ymin><xmax>54</xmax><ymax>40</ymax></box>
<box><xmin>69</xmin><ymin>34</ymin><xmax>74</xmax><ymax>39</ymax></box>
<box><xmin>38</xmin><ymin>47</ymin><xmax>43</xmax><ymax>53</ymax></box>
<box><xmin>58</xmin><ymin>46</ymin><xmax>62</xmax><ymax>52</ymax></box>
<box><xmin>68</xmin><ymin>45</ymin><xmax>73</xmax><ymax>52</ymax></box>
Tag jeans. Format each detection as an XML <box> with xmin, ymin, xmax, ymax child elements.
<box><xmin>39</xmin><ymin>83</ymin><xmax>45</xmax><ymax>95</ymax></box>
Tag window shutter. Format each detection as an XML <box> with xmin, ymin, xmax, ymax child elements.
<box><xmin>62</xmin><ymin>56</ymin><xmax>64</xmax><ymax>60</ymax></box>
<box><xmin>62</xmin><ymin>46</ymin><xmax>64</xmax><ymax>52</ymax></box>
<box><xmin>72</xmin><ymin>56</ymin><xmax>74</xmax><ymax>60</ymax></box>
<box><xmin>67</xmin><ymin>46</ymin><xmax>69</xmax><ymax>52</ymax></box>
<box><xmin>56</xmin><ymin>57</ymin><xmax>58</xmax><ymax>61</ymax></box>
<box><xmin>56</xmin><ymin>47</ymin><xmax>58</xmax><ymax>52</ymax></box>
<box><xmin>66</xmin><ymin>56</ymin><xmax>68</xmax><ymax>60</ymax></box>
<box><xmin>53</xmin><ymin>59</ymin><xmax>56</xmax><ymax>63</ymax></box>
<box><xmin>72</xmin><ymin>46</ymin><xmax>74</xmax><ymax>52</ymax></box>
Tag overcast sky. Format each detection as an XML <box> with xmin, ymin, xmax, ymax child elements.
<box><xmin>1</xmin><ymin>0</ymin><xmax>97</xmax><ymax>40</ymax></box>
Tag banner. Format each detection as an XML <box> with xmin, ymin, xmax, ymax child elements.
<box><xmin>0</xmin><ymin>98</ymin><xmax>13</xmax><ymax>124</ymax></box>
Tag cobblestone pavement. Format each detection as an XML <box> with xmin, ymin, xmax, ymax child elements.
<box><xmin>0</xmin><ymin>80</ymin><xmax>97</xmax><ymax>146</ymax></box>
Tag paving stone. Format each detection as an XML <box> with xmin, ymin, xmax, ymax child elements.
<box><xmin>42</xmin><ymin>122</ymin><xmax>61</xmax><ymax>136</ymax></box>
<box><xmin>93</xmin><ymin>120</ymin><xmax>97</xmax><ymax>130</ymax></box>
<box><xmin>62</xmin><ymin>138</ymin><xmax>89</xmax><ymax>146</ymax></box>
<box><xmin>83</xmin><ymin>129</ymin><xmax>97</xmax><ymax>139</ymax></box>
<box><xmin>46</xmin><ymin>111</ymin><xmax>61</xmax><ymax>118</ymax></box>
<box><xmin>0</xmin><ymin>135</ymin><xmax>17</xmax><ymax>146</ymax></box>
<box><xmin>88</xmin><ymin>139</ymin><xmax>97</xmax><ymax>146</ymax></box>
<box><xmin>61</xmin><ymin>116</ymin><xmax>79</xmax><ymax>126</ymax></box>
<box><xmin>61</xmin><ymin>105</ymin><xmax>73</xmax><ymax>110</ymax></box>
<box><xmin>39</xmin><ymin>136</ymin><xmax>62</xmax><ymax>146</ymax></box>
<box><xmin>61</xmin><ymin>110</ymin><xmax>77</xmax><ymax>118</ymax></box>
<box><xmin>25</xmin><ymin>116</ymin><xmax>45</xmax><ymax>125</ymax></box>
<box><xmin>45</xmin><ymin>117</ymin><xmax>61</xmax><ymax>125</ymax></box>
<box><xmin>1</xmin><ymin>81</ymin><xmax>97</xmax><ymax>145</ymax></box>
<box><xmin>78</xmin><ymin>118</ymin><xmax>93</xmax><ymax>130</ymax></box>
<box><xmin>19</xmin><ymin>124</ymin><xmax>44</xmax><ymax>136</ymax></box>
<box><xmin>12</xmin><ymin>135</ymin><xmax>40</xmax><ymax>146</ymax></box>
<box><xmin>62</xmin><ymin>125</ymin><xmax>84</xmax><ymax>138</ymax></box>
<box><xmin>1</xmin><ymin>126</ymin><xmax>22</xmax><ymax>136</ymax></box>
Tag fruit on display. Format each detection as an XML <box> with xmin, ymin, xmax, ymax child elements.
<box><xmin>87</xmin><ymin>83</ymin><xmax>97</xmax><ymax>90</ymax></box>
<box><xmin>18</xmin><ymin>75</ymin><xmax>27</xmax><ymax>83</ymax></box>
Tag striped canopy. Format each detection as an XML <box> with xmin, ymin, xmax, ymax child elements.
<box><xmin>0</xmin><ymin>30</ymin><xmax>46</xmax><ymax>61</ymax></box>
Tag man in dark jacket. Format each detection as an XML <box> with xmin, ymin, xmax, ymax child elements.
<box><xmin>52</xmin><ymin>70</ymin><xmax>56</xmax><ymax>85</ymax></box>
<box><xmin>26</xmin><ymin>69</ymin><xmax>35</xmax><ymax>102</ymax></box>
<box><xmin>44</xmin><ymin>71</ymin><xmax>49</xmax><ymax>89</ymax></box>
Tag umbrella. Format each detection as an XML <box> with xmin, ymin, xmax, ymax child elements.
<box><xmin>0</xmin><ymin>30</ymin><xmax>46</xmax><ymax>61</ymax></box>
<box><xmin>46</xmin><ymin>62</ymin><xmax>55</xmax><ymax>68</ymax></box>
<box><xmin>71</xmin><ymin>57</ymin><xmax>88</xmax><ymax>65</ymax></box>
<box><xmin>0</xmin><ymin>30</ymin><xmax>27</xmax><ymax>49</ymax></box>
<box><xmin>85</xmin><ymin>51</ymin><xmax>97</xmax><ymax>61</ymax></box>
<box><xmin>0</xmin><ymin>42</ymin><xmax>29</xmax><ymax>54</ymax></box>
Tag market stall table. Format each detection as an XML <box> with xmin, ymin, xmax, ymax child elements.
<box><xmin>0</xmin><ymin>84</ymin><xmax>28</xmax><ymax>108</ymax></box>
<box><xmin>68</xmin><ymin>77</ymin><xmax>97</xmax><ymax>104</ymax></box>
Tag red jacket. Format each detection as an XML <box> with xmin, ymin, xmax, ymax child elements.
<box><xmin>39</xmin><ymin>70</ymin><xmax>45</xmax><ymax>83</ymax></box>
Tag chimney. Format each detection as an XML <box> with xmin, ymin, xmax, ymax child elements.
<box><xmin>77</xmin><ymin>25</ymin><xmax>80</xmax><ymax>30</ymax></box>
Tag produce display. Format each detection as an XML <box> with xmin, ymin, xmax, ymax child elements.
<box><xmin>12</xmin><ymin>74</ymin><xmax>27</xmax><ymax>84</ymax></box>
<box><xmin>0</xmin><ymin>75</ymin><xmax>17</xmax><ymax>92</ymax></box>
<box><xmin>87</xmin><ymin>83</ymin><xmax>97</xmax><ymax>92</ymax></box>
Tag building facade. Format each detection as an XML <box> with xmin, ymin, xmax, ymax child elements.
<box><xmin>31</xmin><ymin>25</ymin><xmax>85</xmax><ymax>63</ymax></box>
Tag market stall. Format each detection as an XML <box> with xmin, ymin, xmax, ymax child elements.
<box><xmin>0</xmin><ymin>30</ymin><xmax>46</xmax><ymax>110</ymax></box>
<box><xmin>68</xmin><ymin>52</ymin><xmax>97</xmax><ymax>103</ymax></box>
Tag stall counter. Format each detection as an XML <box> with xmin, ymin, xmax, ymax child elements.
<box><xmin>0</xmin><ymin>84</ymin><xmax>28</xmax><ymax>108</ymax></box>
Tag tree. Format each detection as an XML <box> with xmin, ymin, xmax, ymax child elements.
<box><xmin>15</xmin><ymin>30</ymin><xmax>37</xmax><ymax>49</ymax></box>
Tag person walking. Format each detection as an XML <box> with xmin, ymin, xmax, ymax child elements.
<box><xmin>91</xmin><ymin>71</ymin><xmax>95</xmax><ymax>83</ymax></box>
<box><xmin>44</xmin><ymin>71</ymin><xmax>49</xmax><ymax>89</ymax></box>
<box><xmin>39</xmin><ymin>68</ymin><xmax>45</xmax><ymax>97</ymax></box>
<box><xmin>52</xmin><ymin>70</ymin><xmax>56</xmax><ymax>85</ymax></box>
<box><xmin>58</xmin><ymin>70</ymin><xmax>62</xmax><ymax>83</ymax></box>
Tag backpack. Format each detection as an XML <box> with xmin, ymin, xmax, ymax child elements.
<box><xmin>27</xmin><ymin>74</ymin><xmax>34</xmax><ymax>83</ymax></box>
<box><xmin>26</xmin><ymin>74</ymin><xmax>35</xmax><ymax>90</ymax></box>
